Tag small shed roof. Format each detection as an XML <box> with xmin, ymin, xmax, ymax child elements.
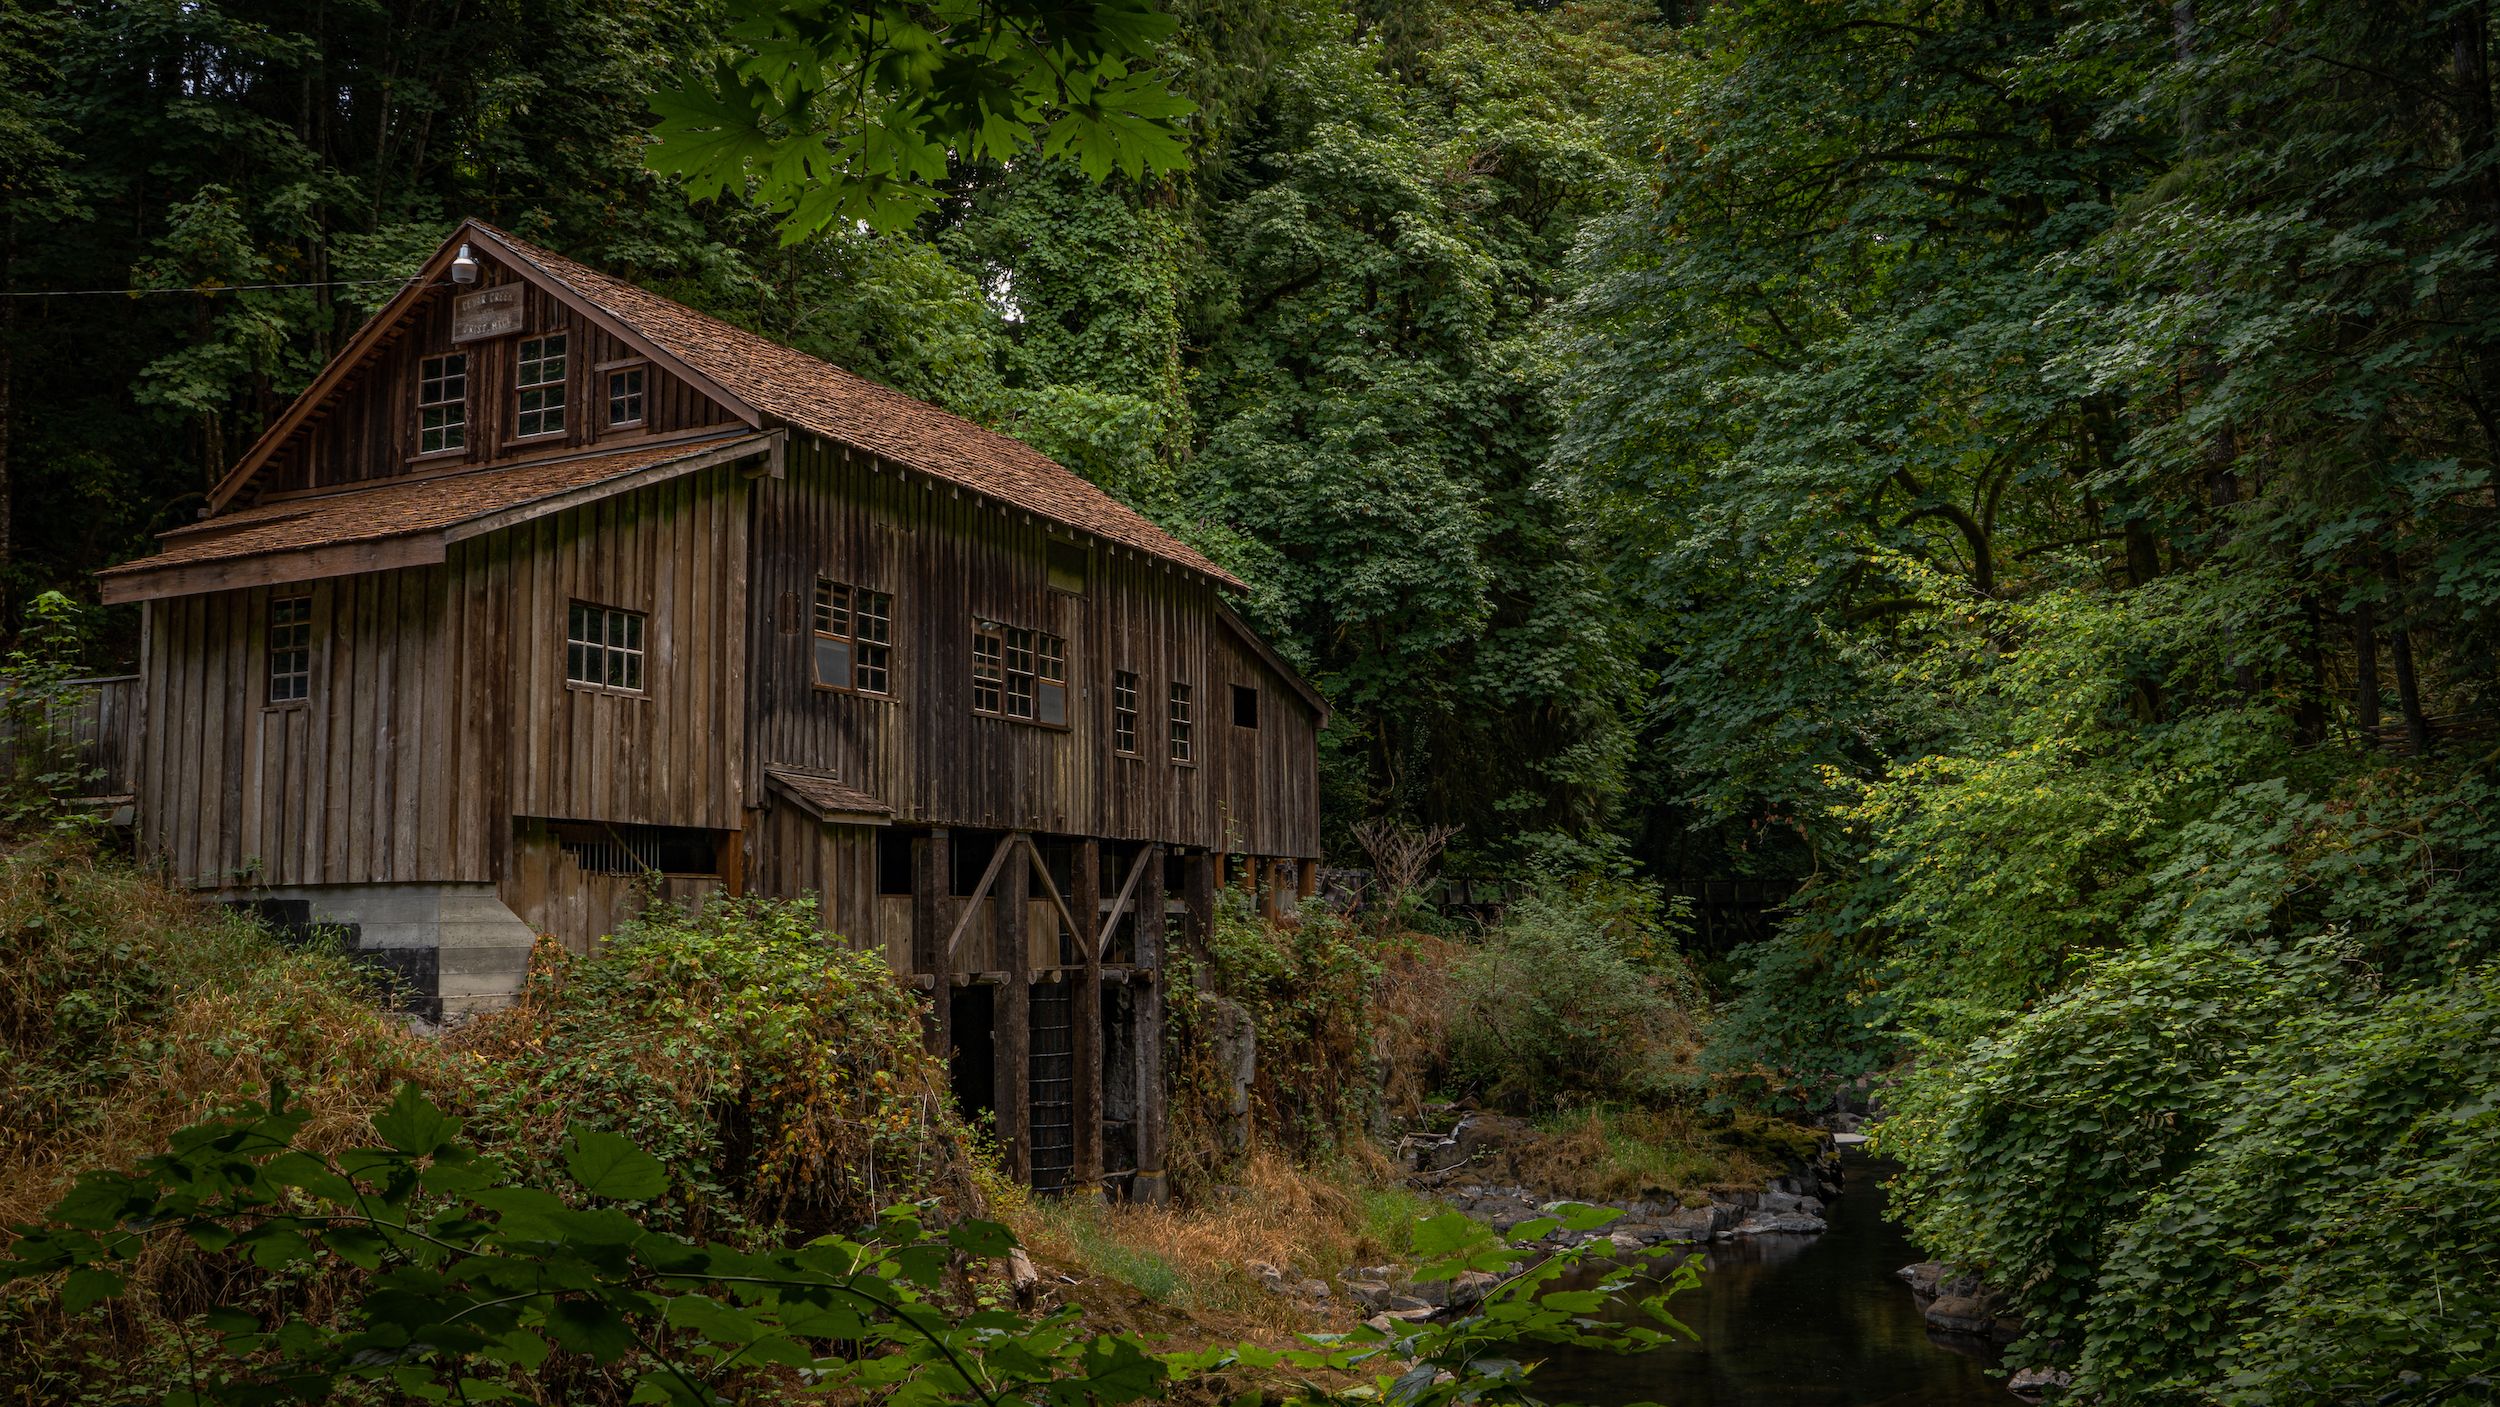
<box><xmin>97</xmin><ymin>432</ymin><xmax>774</xmax><ymax>604</ymax></box>
<box><xmin>765</xmin><ymin>767</ymin><xmax>893</xmax><ymax>824</ymax></box>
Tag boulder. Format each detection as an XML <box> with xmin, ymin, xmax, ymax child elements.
<box><xmin>1342</xmin><ymin>1279</ymin><xmax>1397</xmax><ymax>1313</ymax></box>
<box><xmin>1730</xmin><ymin>1211</ymin><xmax>1828</xmax><ymax>1236</ymax></box>
<box><xmin>1924</xmin><ymin>1295</ymin><xmax>1998</xmax><ymax>1337</ymax></box>
<box><xmin>1449</xmin><ymin>1271</ymin><xmax>1501</xmax><ymax>1309</ymax></box>
<box><xmin>1246</xmin><ymin>1260</ymin><xmax>1289</xmax><ymax>1294</ymax></box>
<box><xmin>2008</xmin><ymin>1367</ymin><xmax>2073</xmax><ymax>1397</ymax></box>
<box><xmin>1896</xmin><ymin>1261</ymin><xmax>1952</xmax><ymax>1298</ymax></box>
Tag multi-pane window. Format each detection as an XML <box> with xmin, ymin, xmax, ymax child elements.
<box><xmin>1168</xmin><ymin>682</ymin><xmax>1194</xmax><ymax>763</ymax></box>
<box><xmin>606</xmin><ymin>365</ymin><xmax>645</xmax><ymax>427</ymax></box>
<box><xmin>266</xmin><ymin>595</ymin><xmax>312</xmax><ymax>704</ymax></box>
<box><xmin>971</xmin><ymin>622</ymin><xmax>1068</xmax><ymax>724</ymax></box>
<box><xmin>516</xmin><ymin>335</ymin><xmax>567</xmax><ymax>437</ymax></box>
<box><xmin>417</xmin><ymin>354</ymin><xmax>467</xmax><ymax>454</ymax></box>
<box><xmin>566</xmin><ymin>602</ymin><xmax>644</xmax><ymax>692</ymax></box>
<box><xmin>811</xmin><ymin>578</ymin><xmax>892</xmax><ymax>694</ymax></box>
<box><xmin>1112</xmin><ymin>670</ymin><xmax>1140</xmax><ymax>754</ymax></box>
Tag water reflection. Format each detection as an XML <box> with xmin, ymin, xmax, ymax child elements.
<box><xmin>1531</xmin><ymin>1151</ymin><xmax>2007</xmax><ymax>1406</ymax></box>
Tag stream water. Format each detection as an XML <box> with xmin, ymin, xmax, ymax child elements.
<box><xmin>1531</xmin><ymin>1150</ymin><xmax>2008</xmax><ymax>1406</ymax></box>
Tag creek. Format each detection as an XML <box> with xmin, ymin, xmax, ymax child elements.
<box><xmin>1531</xmin><ymin>1149</ymin><xmax>2009</xmax><ymax>1406</ymax></box>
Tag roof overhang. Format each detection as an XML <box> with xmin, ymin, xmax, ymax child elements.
<box><xmin>100</xmin><ymin>431</ymin><xmax>778</xmax><ymax>605</ymax></box>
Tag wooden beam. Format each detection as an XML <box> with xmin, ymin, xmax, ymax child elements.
<box><xmin>98</xmin><ymin>535</ymin><xmax>448</xmax><ymax>605</ymax></box>
<box><xmin>1072</xmin><ymin>839</ymin><xmax>1104</xmax><ymax>1199</ymax></box>
<box><xmin>943</xmin><ymin>833</ymin><xmax>1016</xmax><ymax>959</ymax></box>
<box><xmin>1023</xmin><ymin>839</ymin><xmax>1084</xmax><ymax>957</ymax></box>
<box><xmin>995</xmin><ymin>846</ymin><xmax>1032</xmax><ymax>1185</ymax></box>
<box><xmin>1096</xmin><ymin>843</ymin><xmax>1158</xmax><ymax>958</ymax></box>
<box><xmin>915</xmin><ymin>829</ymin><xmax>950</xmax><ymax>1057</ymax></box>
<box><xmin>1183</xmin><ymin>850</ymin><xmax>1217</xmax><ymax>961</ymax></box>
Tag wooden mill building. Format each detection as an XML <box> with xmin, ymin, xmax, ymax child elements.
<box><xmin>93</xmin><ymin>220</ymin><xmax>1327</xmax><ymax>1200</ymax></box>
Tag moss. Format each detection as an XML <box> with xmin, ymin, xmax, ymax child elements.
<box><xmin>1713</xmin><ymin>1111</ymin><xmax>1830</xmax><ymax>1167</ymax></box>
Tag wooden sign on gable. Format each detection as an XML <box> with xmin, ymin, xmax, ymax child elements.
<box><xmin>451</xmin><ymin>285</ymin><xmax>525</xmax><ymax>343</ymax></box>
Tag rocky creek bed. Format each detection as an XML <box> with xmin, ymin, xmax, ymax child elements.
<box><xmin>1244</xmin><ymin>1115</ymin><xmax>2048</xmax><ymax>1402</ymax></box>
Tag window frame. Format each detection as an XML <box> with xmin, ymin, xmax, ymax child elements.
<box><xmin>970</xmin><ymin>619</ymin><xmax>1070</xmax><ymax>728</ymax></box>
<box><xmin>1168</xmin><ymin>681</ymin><xmax>1195</xmax><ymax>764</ymax></box>
<box><xmin>1111</xmin><ymin>669</ymin><xmax>1140</xmax><ymax>756</ymax></box>
<box><xmin>415</xmin><ymin>353</ymin><xmax>468</xmax><ymax>457</ymax></box>
<box><xmin>603</xmin><ymin>361</ymin><xmax>647</xmax><ymax>430</ymax></box>
<box><xmin>565</xmin><ymin>600</ymin><xmax>647</xmax><ymax>696</ymax></box>
<box><xmin>514</xmin><ymin>334</ymin><xmax>569</xmax><ymax>440</ymax></box>
<box><xmin>810</xmin><ymin>577</ymin><xmax>894</xmax><ymax>696</ymax></box>
<box><xmin>265</xmin><ymin>594</ymin><xmax>313</xmax><ymax>707</ymax></box>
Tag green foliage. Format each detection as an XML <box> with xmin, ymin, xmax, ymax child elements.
<box><xmin>648</xmin><ymin>0</ymin><xmax>1196</xmax><ymax>237</ymax></box>
<box><xmin>460</xmin><ymin>896</ymin><xmax>978</xmax><ymax>1242</ymax></box>
<box><xmin>1442</xmin><ymin>881</ymin><xmax>1704</xmax><ymax>1111</ymax></box>
<box><xmin>1167</xmin><ymin>896</ymin><xmax>1380</xmax><ymax>1174</ymax></box>
<box><xmin>0</xmin><ymin>592</ymin><xmax>103</xmax><ymax>830</ymax></box>
<box><xmin>1883</xmin><ymin>939</ymin><xmax>2500</xmax><ymax>1403</ymax></box>
<box><xmin>4</xmin><ymin>1084</ymin><xmax>1695</xmax><ymax>1407</ymax></box>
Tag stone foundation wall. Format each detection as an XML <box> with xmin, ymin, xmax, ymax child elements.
<box><xmin>225</xmin><ymin>883</ymin><xmax>538</xmax><ymax>1025</ymax></box>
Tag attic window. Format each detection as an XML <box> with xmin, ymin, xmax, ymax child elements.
<box><xmin>516</xmin><ymin>334</ymin><xmax>567</xmax><ymax>438</ymax></box>
<box><xmin>972</xmin><ymin>621</ymin><xmax>1066</xmax><ymax>725</ymax></box>
<box><xmin>566</xmin><ymin>601</ymin><xmax>644</xmax><ymax>693</ymax></box>
<box><xmin>812</xmin><ymin>578</ymin><xmax>892</xmax><ymax>695</ymax></box>
<box><xmin>1047</xmin><ymin>539</ymin><xmax>1089</xmax><ymax>594</ymax></box>
<box><xmin>605</xmin><ymin>364</ymin><xmax>646</xmax><ymax>428</ymax></box>
<box><xmin>1232</xmin><ymin>684</ymin><xmax>1260</xmax><ymax>729</ymax></box>
<box><xmin>417</xmin><ymin>354</ymin><xmax>467</xmax><ymax>455</ymax></box>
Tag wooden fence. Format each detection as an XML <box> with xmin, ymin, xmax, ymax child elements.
<box><xmin>0</xmin><ymin>673</ymin><xmax>141</xmax><ymax>802</ymax></box>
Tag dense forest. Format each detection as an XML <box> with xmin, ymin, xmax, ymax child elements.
<box><xmin>3</xmin><ymin>0</ymin><xmax>2498</xmax><ymax>1402</ymax></box>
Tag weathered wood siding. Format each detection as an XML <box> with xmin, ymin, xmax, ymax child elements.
<box><xmin>137</xmin><ymin>464</ymin><xmax>750</xmax><ymax>922</ymax></box>
<box><xmin>746</xmin><ymin>434</ymin><xmax>1321</xmax><ymax>858</ymax></box>
<box><xmin>441</xmin><ymin>462</ymin><xmax>751</xmax><ymax>856</ymax></box>
<box><xmin>249</xmin><ymin>254</ymin><xmax>737</xmax><ymax>501</ymax></box>
<box><xmin>138</xmin><ymin>570</ymin><xmax>457</xmax><ymax>887</ymax></box>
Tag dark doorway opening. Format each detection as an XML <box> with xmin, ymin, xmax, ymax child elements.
<box><xmin>1101</xmin><ymin>981</ymin><xmax>1142</xmax><ymax>1199</ymax></box>
<box><xmin>950</xmin><ymin>986</ymin><xmax>997</xmax><ymax>1127</ymax></box>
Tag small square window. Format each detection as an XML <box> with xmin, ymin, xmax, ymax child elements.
<box><xmin>567</xmin><ymin>601</ymin><xmax>644</xmax><ymax>693</ymax></box>
<box><xmin>606</xmin><ymin>365</ymin><xmax>645</xmax><ymax>427</ymax></box>
<box><xmin>1232</xmin><ymin>684</ymin><xmax>1260</xmax><ymax>729</ymax></box>
<box><xmin>267</xmin><ymin>595</ymin><xmax>312</xmax><ymax>704</ymax></box>
<box><xmin>517</xmin><ymin>335</ymin><xmax>567</xmax><ymax>438</ymax></box>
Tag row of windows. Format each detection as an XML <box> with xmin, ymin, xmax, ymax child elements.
<box><xmin>263</xmin><ymin>589</ymin><xmax>1248</xmax><ymax>766</ymax></box>
<box><xmin>414</xmin><ymin>336</ymin><xmax>647</xmax><ymax>455</ymax></box>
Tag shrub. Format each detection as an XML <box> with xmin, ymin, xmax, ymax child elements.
<box><xmin>455</xmin><ymin>894</ymin><xmax>979</xmax><ymax>1241</ymax></box>
<box><xmin>1440</xmin><ymin>880</ymin><xmax>1705</xmax><ymax>1111</ymax></box>
<box><xmin>1884</xmin><ymin>935</ymin><xmax>2500</xmax><ymax>1401</ymax></box>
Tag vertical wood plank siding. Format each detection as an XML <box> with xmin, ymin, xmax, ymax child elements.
<box><xmin>745</xmin><ymin>435</ymin><xmax>1320</xmax><ymax>860</ymax></box>
<box><xmin>138</xmin><ymin>465</ymin><xmax>749</xmax><ymax>901</ymax></box>
<box><xmin>251</xmin><ymin>257</ymin><xmax>735</xmax><ymax>501</ymax></box>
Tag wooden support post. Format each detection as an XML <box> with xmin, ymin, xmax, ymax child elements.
<box><xmin>1298</xmin><ymin>859</ymin><xmax>1319</xmax><ymax>901</ymax></box>
<box><xmin>1134</xmin><ymin>858</ymin><xmax>1169</xmax><ymax>1207</ymax></box>
<box><xmin>1072</xmin><ymin>838</ymin><xmax>1104</xmax><ymax>1199</ymax></box>
<box><xmin>995</xmin><ymin>838</ymin><xmax>1032</xmax><ymax>1185</ymax></box>
<box><xmin>1258</xmin><ymin>858</ymin><xmax>1283</xmax><ymax>924</ymax></box>
<box><xmin>914</xmin><ymin>829</ymin><xmax>949</xmax><ymax>1057</ymax></box>
<box><xmin>1183</xmin><ymin>850</ymin><xmax>1216</xmax><ymax>960</ymax></box>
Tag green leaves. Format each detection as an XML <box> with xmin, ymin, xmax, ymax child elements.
<box><xmin>565</xmin><ymin>1128</ymin><xmax>668</xmax><ymax>1202</ymax></box>
<box><xmin>647</xmin><ymin>0</ymin><xmax>1196</xmax><ymax>237</ymax></box>
<box><xmin>375</xmin><ymin>1082</ymin><xmax>457</xmax><ymax>1157</ymax></box>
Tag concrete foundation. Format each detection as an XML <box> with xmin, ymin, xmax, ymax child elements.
<box><xmin>228</xmin><ymin>883</ymin><xmax>539</xmax><ymax>1025</ymax></box>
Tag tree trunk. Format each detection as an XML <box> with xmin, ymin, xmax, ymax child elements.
<box><xmin>2293</xmin><ymin>593</ymin><xmax>2329</xmax><ymax>746</ymax></box>
<box><xmin>2353</xmin><ymin>601</ymin><xmax>2383</xmax><ymax>746</ymax></box>
<box><xmin>2380</xmin><ymin>550</ymin><xmax>2433</xmax><ymax>755</ymax></box>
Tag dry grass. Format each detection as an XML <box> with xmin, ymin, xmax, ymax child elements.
<box><xmin>1012</xmin><ymin>1151</ymin><xmax>1441</xmax><ymax>1335</ymax></box>
<box><xmin>0</xmin><ymin>841</ymin><xmax>443</xmax><ymax>1231</ymax></box>
<box><xmin>1515</xmin><ymin>1105</ymin><xmax>1780</xmax><ymax>1205</ymax></box>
